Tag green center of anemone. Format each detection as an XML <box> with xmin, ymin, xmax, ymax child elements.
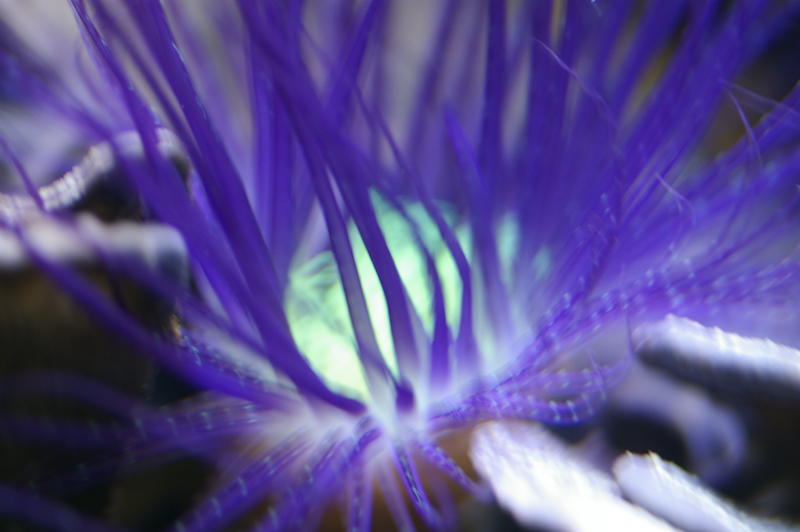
<box><xmin>284</xmin><ymin>193</ymin><xmax>550</xmax><ymax>400</ymax></box>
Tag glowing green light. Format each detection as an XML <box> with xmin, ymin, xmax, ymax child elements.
<box><xmin>284</xmin><ymin>194</ymin><xmax>540</xmax><ymax>399</ymax></box>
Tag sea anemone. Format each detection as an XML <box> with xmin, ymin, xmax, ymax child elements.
<box><xmin>2</xmin><ymin>0</ymin><xmax>800</xmax><ymax>530</ymax></box>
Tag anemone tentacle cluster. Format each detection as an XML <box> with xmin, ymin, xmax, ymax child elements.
<box><xmin>2</xmin><ymin>1</ymin><xmax>800</xmax><ymax>530</ymax></box>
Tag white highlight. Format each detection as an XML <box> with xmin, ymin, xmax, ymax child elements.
<box><xmin>0</xmin><ymin>214</ymin><xmax>185</xmax><ymax>270</ymax></box>
<box><xmin>0</xmin><ymin>129</ymin><xmax>184</xmax><ymax>223</ymax></box>
<box><xmin>634</xmin><ymin>315</ymin><xmax>800</xmax><ymax>392</ymax></box>
<box><xmin>614</xmin><ymin>453</ymin><xmax>798</xmax><ymax>532</ymax></box>
<box><xmin>470</xmin><ymin>421</ymin><xmax>676</xmax><ymax>532</ymax></box>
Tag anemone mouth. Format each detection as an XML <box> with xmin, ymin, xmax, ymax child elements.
<box><xmin>284</xmin><ymin>190</ymin><xmax>516</xmax><ymax>403</ymax></box>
